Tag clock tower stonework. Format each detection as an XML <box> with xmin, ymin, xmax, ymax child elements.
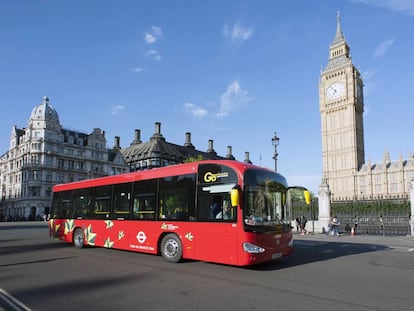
<box><xmin>319</xmin><ymin>13</ymin><xmax>365</xmax><ymax>200</ymax></box>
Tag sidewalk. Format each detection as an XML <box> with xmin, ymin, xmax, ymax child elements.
<box><xmin>293</xmin><ymin>231</ymin><xmax>414</xmax><ymax>248</ymax></box>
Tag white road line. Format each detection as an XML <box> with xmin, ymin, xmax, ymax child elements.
<box><xmin>0</xmin><ymin>288</ymin><xmax>32</xmax><ymax>311</ymax></box>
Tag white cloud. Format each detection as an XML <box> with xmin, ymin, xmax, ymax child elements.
<box><xmin>131</xmin><ymin>67</ymin><xmax>143</xmax><ymax>73</ymax></box>
<box><xmin>144</xmin><ymin>49</ymin><xmax>161</xmax><ymax>61</ymax></box>
<box><xmin>217</xmin><ymin>81</ymin><xmax>248</xmax><ymax>117</ymax></box>
<box><xmin>145</xmin><ymin>26</ymin><xmax>163</xmax><ymax>44</ymax></box>
<box><xmin>145</xmin><ymin>33</ymin><xmax>156</xmax><ymax>44</ymax></box>
<box><xmin>351</xmin><ymin>0</ymin><xmax>414</xmax><ymax>16</ymax></box>
<box><xmin>111</xmin><ymin>105</ymin><xmax>126</xmax><ymax>115</ymax></box>
<box><xmin>184</xmin><ymin>102</ymin><xmax>208</xmax><ymax>117</ymax></box>
<box><xmin>373</xmin><ymin>39</ymin><xmax>395</xmax><ymax>58</ymax></box>
<box><xmin>151</xmin><ymin>26</ymin><xmax>163</xmax><ymax>36</ymax></box>
<box><xmin>223</xmin><ymin>23</ymin><xmax>253</xmax><ymax>43</ymax></box>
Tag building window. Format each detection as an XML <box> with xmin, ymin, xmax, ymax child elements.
<box><xmin>77</xmin><ymin>161</ymin><xmax>84</xmax><ymax>170</ymax></box>
<box><xmin>56</xmin><ymin>174</ymin><xmax>64</xmax><ymax>183</ymax></box>
<box><xmin>29</xmin><ymin>186</ymin><xmax>40</xmax><ymax>197</ymax></box>
<box><xmin>34</xmin><ymin>170</ymin><xmax>42</xmax><ymax>181</ymax></box>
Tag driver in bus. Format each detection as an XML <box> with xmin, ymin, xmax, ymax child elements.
<box><xmin>216</xmin><ymin>200</ymin><xmax>231</xmax><ymax>220</ymax></box>
<box><xmin>210</xmin><ymin>196</ymin><xmax>222</xmax><ymax>218</ymax></box>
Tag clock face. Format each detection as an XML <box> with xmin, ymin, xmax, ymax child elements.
<box><xmin>326</xmin><ymin>82</ymin><xmax>345</xmax><ymax>100</ymax></box>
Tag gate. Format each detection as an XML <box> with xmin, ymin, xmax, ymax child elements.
<box><xmin>331</xmin><ymin>199</ymin><xmax>411</xmax><ymax>236</ymax></box>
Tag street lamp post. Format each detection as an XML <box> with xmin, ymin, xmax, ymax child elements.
<box><xmin>271</xmin><ymin>132</ymin><xmax>280</xmax><ymax>172</ymax></box>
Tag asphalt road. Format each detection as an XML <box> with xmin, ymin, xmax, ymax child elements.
<box><xmin>1</xmin><ymin>222</ymin><xmax>413</xmax><ymax>311</ymax></box>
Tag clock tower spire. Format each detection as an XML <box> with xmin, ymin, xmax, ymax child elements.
<box><xmin>319</xmin><ymin>12</ymin><xmax>365</xmax><ymax>200</ymax></box>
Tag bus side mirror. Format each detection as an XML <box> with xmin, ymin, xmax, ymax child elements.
<box><xmin>304</xmin><ymin>190</ymin><xmax>311</xmax><ymax>205</ymax></box>
<box><xmin>230</xmin><ymin>186</ymin><xmax>240</xmax><ymax>207</ymax></box>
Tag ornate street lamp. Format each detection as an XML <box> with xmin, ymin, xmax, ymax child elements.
<box><xmin>271</xmin><ymin>132</ymin><xmax>280</xmax><ymax>172</ymax></box>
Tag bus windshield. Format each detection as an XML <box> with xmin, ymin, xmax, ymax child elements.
<box><xmin>243</xmin><ymin>169</ymin><xmax>289</xmax><ymax>232</ymax></box>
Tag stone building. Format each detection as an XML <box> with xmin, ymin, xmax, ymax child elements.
<box><xmin>0</xmin><ymin>97</ymin><xmax>128</xmax><ymax>220</ymax></box>
<box><xmin>120</xmin><ymin>121</ymin><xmax>252</xmax><ymax>171</ymax></box>
<box><xmin>319</xmin><ymin>13</ymin><xmax>414</xmax><ymax>201</ymax></box>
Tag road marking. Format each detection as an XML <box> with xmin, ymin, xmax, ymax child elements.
<box><xmin>0</xmin><ymin>288</ymin><xmax>32</xmax><ymax>311</ymax></box>
<box><xmin>388</xmin><ymin>246</ymin><xmax>414</xmax><ymax>252</ymax></box>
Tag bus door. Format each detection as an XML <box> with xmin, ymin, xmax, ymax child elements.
<box><xmin>194</xmin><ymin>164</ymin><xmax>239</xmax><ymax>264</ymax></box>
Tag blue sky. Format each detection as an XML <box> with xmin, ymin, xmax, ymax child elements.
<box><xmin>1</xmin><ymin>0</ymin><xmax>413</xmax><ymax>194</ymax></box>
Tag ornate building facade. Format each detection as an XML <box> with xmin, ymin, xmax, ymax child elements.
<box><xmin>319</xmin><ymin>13</ymin><xmax>414</xmax><ymax>201</ymax></box>
<box><xmin>0</xmin><ymin>97</ymin><xmax>128</xmax><ymax>220</ymax></box>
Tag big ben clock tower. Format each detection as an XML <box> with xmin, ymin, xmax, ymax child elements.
<box><xmin>319</xmin><ymin>12</ymin><xmax>365</xmax><ymax>200</ymax></box>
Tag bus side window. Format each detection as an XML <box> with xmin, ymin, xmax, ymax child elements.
<box><xmin>55</xmin><ymin>190</ymin><xmax>73</xmax><ymax>219</ymax></box>
<box><xmin>133</xmin><ymin>196</ymin><xmax>155</xmax><ymax>220</ymax></box>
<box><xmin>132</xmin><ymin>179</ymin><xmax>157</xmax><ymax>220</ymax></box>
<box><xmin>197</xmin><ymin>187</ymin><xmax>236</xmax><ymax>222</ymax></box>
<box><xmin>73</xmin><ymin>189</ymin><xmax>92</xmax><ymax>219</ymax></box>
<box><xmin>92</xmin><ymin>185</ymin><xmax>112</xmax><ymax>219</ymax></box>
<box><xmin>112</xmin><ymin>183</ymin><xmax>132</xmax><ymax>220</ymax></box>
<box><xmin>158</xmin><ymin>174</ymin><xmax>195</xmax><ymax>221</ymax></box>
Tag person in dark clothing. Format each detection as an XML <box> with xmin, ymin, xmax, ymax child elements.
<box><xmin>300</xmin><ymin>215</ymin><xmax>307</xmax><ymax>235</ymax></box>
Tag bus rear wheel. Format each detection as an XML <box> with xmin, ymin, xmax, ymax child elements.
<box><xmin>73</xmin><ymin>228</ymin><xmax>85</xmax><ymax>249</ymax></box>
<box><xmin>160</xmin><ymin>234</ymin><xmax>182</xmax><ymax>263</ymax></box>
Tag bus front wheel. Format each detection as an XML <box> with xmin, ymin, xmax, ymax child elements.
<box><xmin>73</xmin><ymin>228</ymin><xmax>85</xmax><ymax>249</ymax></box>
<box><xmin>160</xmin><ymin>234</ymin><xmax>182</xmax><ymax>263</ymax></box>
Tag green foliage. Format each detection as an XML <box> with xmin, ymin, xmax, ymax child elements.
<box><xmin>184</xmin><ymin>155</ymin><xmax>205</xmax><ymax>163</ymax></box>
<box><xmin>290</xmin><ymin>188</ymin><xmax>314</xmax><ymax>202</ymax></box>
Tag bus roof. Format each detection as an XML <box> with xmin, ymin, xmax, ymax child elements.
<box><xmin>52</xmin><ymin>160</ymin><xmax>283</xmax><ymax>192</ymax></box>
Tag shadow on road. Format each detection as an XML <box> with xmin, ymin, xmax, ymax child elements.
<box><xmin>0</xmin><ymin>240</ymin><xmax>72</xmax><ymax>257</ymax></box>
<box><xmin>250</xmin><ymin>239</ymin><xmax>389</xmax><ymax>271</ymax></box>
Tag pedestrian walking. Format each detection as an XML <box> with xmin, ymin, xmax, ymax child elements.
<box><xmin>331</xmin><ymin>215</ymin><xmax>340</xmax><ymax>236</ymax></box>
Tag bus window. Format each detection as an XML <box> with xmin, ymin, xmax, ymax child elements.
<box><xmin>92</xmin><ymin>185</ymin><xmax>112</xmax><ymax>219</ymax></box>
<box><xmin>73</xmin><ymin>188</ymin><xmax>92</xmax><ymax>219</ymax></box>
<box><xmin>132</xmin><ymin>179</ymin><xmax>157</xmax><ymax>220</ymax></box>
<box><xmin>53</xmin><ymin>190</ymin><xmax>73</xmax><ymax>219</ymax></box>
<box><xmin>158</xmin><ymin>174</ymin><xmax>196</xmax><ymax>221</ymax></box>
<box><xmin>113</xmin><ymin>183</ymin><xmax>132</xmax><ymax>219</ymax></box>
<box><xmin>197</xmin><ymin>185</ymin><xmax>236</xmax><ymax>221</ymax></box>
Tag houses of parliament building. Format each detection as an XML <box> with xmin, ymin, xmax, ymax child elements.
<box><xmin>320</xmin><ymin>13</ymin><xmax>414</xmax><ymax>201</ymax></box>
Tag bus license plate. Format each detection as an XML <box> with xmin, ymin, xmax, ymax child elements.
<box><xmin>272</xmin><ymin>252</ymin><xmax>282</xmax><ymax>259</ymax></box>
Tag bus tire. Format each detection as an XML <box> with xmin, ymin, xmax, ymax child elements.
<box><xmin>73</xmin><ymin>228</ymin><xmax>85</xmax><ymax>249</ymax></box>
<box><xmin>160</xmin><ymin>234</ymin><xmax>182</xmax><ymax>263</ymax></box>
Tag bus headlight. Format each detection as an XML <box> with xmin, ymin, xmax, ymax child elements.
<box><xmin>243</xmin><ymin>242</ymin><xmax>265</xmax><ymax>254</ymax></box>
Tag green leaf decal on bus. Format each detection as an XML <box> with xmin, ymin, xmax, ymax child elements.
<box><xmin>104</xmin><ymin>238</ymin><xmax>114</xmax><ymax>248</ymax></box>
<box><xmin>118</xmin><ymin>231</ymin><xmax>125</xmax><ymax>240</ymax></box>
<box><xmin>105</xmin><ymin>220</ymin><xmax>114</xmax><ymax>229</ymax></box>
<box><xmin>84</xmin><ymin>224</ymin><xmax>97</xmax><ymax>246</ymax></box>
<box><xmin>64</xmin><ymin>219</ymin><xmax>75</xmax><ymax>235</ymax></box>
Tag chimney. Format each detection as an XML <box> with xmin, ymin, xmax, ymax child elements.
<box><xmin>207</xmin><ymin>139</ymin><xmax>217</xmax><ymax>156</ymax></box>
<box><xmin>226</xmin><ymin>146</ymin><xmax>235</xmax><ymax>160</ymax></box>
<box><xmin>113</xmin><ymin>136</ymin><xmax>121</xmax><ymax>150</ymax></box>
<box><xmin>244</xmin><ymin>151</ymin><xmax>252</xmax><ymax>164</ymax></box>
<box><xmin>151</xmin><ymin>122</ymin><xmax>165</xmax><ymax>141</ymax></box>
<box><xmin>184</xmin><ymin>132</ymin><xmax>195</xmax><ymax>149</ymax></box>
<box><xmin>131</xmin><ymin>129</ymin><xmax>142</xmax><ymax>145</ymax></box>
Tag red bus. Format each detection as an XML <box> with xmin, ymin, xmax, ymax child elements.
<box><xmin>49</xmin><ymin>160</ymin><xmax>307</xmax><ymax>266</ymax></box>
